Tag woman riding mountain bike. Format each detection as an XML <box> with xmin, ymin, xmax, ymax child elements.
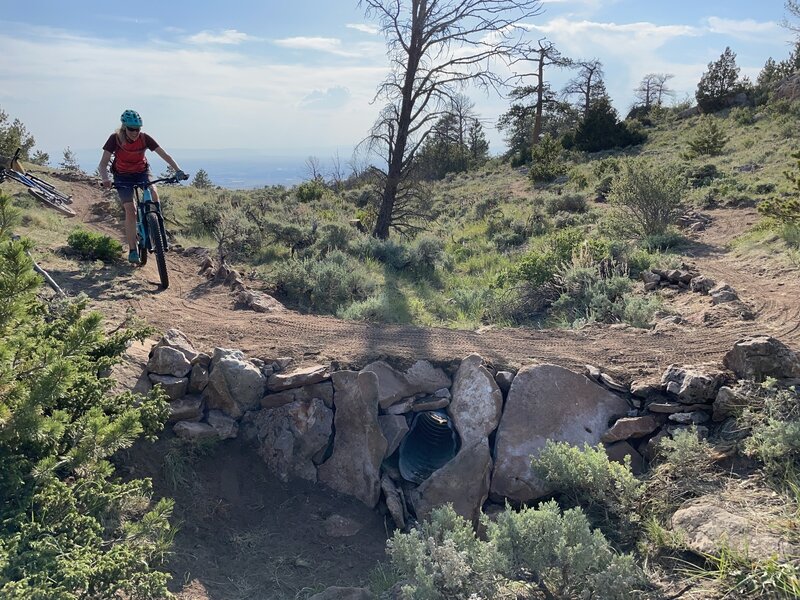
<box><xmin>98</xmin><ymin>109</ymin><xmax>187</xmax><ymax>263</ymax></box>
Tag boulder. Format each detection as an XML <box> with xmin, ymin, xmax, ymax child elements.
<box><xmin>661</xmin><ymin>365</ymin><xmax>723</xmax><ymax>404</ymax></box>
<box><xmin>378</xmin><ymin>415</ymin><xmax>409</xmax><ymax>458</ymax></box>
<box><xmin>690</xmin><ymin>275</ymin><xmax>716</xmax><ymax>295</ymax></box>
<box><xmin>147</xmin><ymin>329</ymin><xmax>200</xmax><ymax>377</ymax></box>
<box><xmin>381</xmin><ymin>474</ymin><xmax>407</xmax><ymax>530</ymax></box>
<box><xmin>713</xmin><ymin>386</ymin><xmax>749</xmax><ymax>422</ymax></box>
<box><xmin>262</xmin><ymin>381</ymin><xmax>335</xmax><ymax>409</ymax></box>
<box><xmin>410</xmin><ymin>440</ymin><xmax>492</xmax><ymax>526</ymax></box>
<box><xmin>148</xmin><ymin>373</ymin><xmax>188</xmax><ymax>400</ymax></box>
<box><xmin>247</xmin><ymin>398</ymin><xmax>333</xmax><ymax>482</ymax></box>
<box><xmin>202</xmin><ymin>348</ymin><xmax>266</xmax><ymax>418</ymax></box>
<box><xmin>206</xmin><ymin>410</ymin><xmax>239</xmax><ymax>439</ymax></box>
<box><xmin>447</xmin><ymin>354</ymin><xmax>503</xmax><ymax>447</ymax></box>
<box><xmin>318</xmin><ymin>371</ymin><xmax>387</xmax><ymax>507</ymax></box>
<box><xmin>147</xmin><ymin>345</ymin><xmax>192</xmax><ymax>378</ymax></box>
<box><xmin>601</xmin><ymin>416</ymin><xmax>659</xmax><ymax>443</ymax></box>
<box><xmin>187</xmin><ymin>363</ymin><xmax>209</xmax><ymax>394</ymax></box>
<box><xmin>604</xmin><ymin>441</ymin><xmax>645</xmax><ymax>475</ymax></box>
<box><xmin>672</xmin><ymin>498</ymin><xmax>796</xmax><ymax>559</ymax></box>
<box><xmin>709</xmin><ymin>283</ymin><xmax>738</xmax><ymax>304</ymax></box>
<box><xmin>495</xmin><ymin>370</ymin><xmax>515</xmax><ymax>395</ymax></box>
<box><xmin>267</xmin><ymin>364</ymin><xmax>330</xmax><ymax>392</ymax></box>
<box><xmin>168</xmin><ymin>395</ymin><xmax>204</xmax><ymax>423</ymax></box>
<box><xmin>173</xmin><ymin>421</ymin><xmax>218</xmax><ymax>441</ymax></box>
<box><xmin>491</xmin><ymin>364</ymin><xmax>629</xmax><ymax>503</ymax></box>
<box><xmin>723</xmin><ymin>335</ymin><xmax>800</xmax><ymax>380</ymax></box>
<box><xmin>362</xmin><ymin>360</ymin><xmax>450</xmax><ymax>409</ymax></box>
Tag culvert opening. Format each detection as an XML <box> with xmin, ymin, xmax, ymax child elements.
<box><xmin>398</xmin><ymin>410</ymin><xmax>460</xmax><ymax>484</ymax></box>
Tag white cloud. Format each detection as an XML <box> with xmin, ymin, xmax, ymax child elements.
<box><xmin>346</xmin><ymin>23</ymin><xmax>380</xmax><ymax>35</ymax></box>
<box><xmin>273</xmin><ymin>36</ymin><xmax>363</xmax><ymax>57</ymax></box>
<box><xmin>705</xmin><ymin>17</ymin><xmax>782</xmax><ymax>41</ymax></box>
<box><xmin>0</xmin><ymin>26</ymin><xmax>385</xmax><ymax>154</ymax></box>
<box><xmin>186</xmin><ymin>29</ymin><xmax>253</xmax><ymax>45</ymax></box>
<box><xmin>300</xmin><ymin>86</ymin><xmax>352</xmax><ymax>109</ymax></box>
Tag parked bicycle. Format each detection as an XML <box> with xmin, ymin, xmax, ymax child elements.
<box><xmin>111</xmin><ymin>173</ymin><xmax>189</xmax><ymax>289</ymax></box>
<box><xmin>1</xmin><ymin>149</ymin><xmax>76</xmax><ymax>217</ymax></box>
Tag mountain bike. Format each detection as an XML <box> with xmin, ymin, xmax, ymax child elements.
<box><xmin>111</xmin><ymin>173</ymin><xmax>189</xmax><ymax>289</ymax></box>
<box><xmin>1</xmin><ymin>149</ymin><xmax>76</xmax><ymax>217</ymax></box>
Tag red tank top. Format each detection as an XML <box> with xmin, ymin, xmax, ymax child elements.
<box><xmin>103</xmin><ymin>133</ymin><xmax>159</xmax><ymax>174</ymax></box>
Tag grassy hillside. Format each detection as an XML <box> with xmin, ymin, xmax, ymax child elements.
<box><xmin>134</xmin><ymin>101</ymin><xmax>798</xmax><ymax>330</ymax></box>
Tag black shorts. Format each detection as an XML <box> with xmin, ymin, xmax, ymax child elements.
<box><xmin>113</xmin><ymin>171</ymin><xmax>151</xmax><ymax>204</ymax></box>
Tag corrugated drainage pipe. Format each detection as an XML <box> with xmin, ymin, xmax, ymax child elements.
<box><xmin>398</xmin><ymin>410</ymin><xmax>460</xmax><ymax>484</ymax></box>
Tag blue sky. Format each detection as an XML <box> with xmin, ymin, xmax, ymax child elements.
<box><xmin>0</xmin><ymin>0</ymin><xmax>795</xmax><ymax>164</ymax></box>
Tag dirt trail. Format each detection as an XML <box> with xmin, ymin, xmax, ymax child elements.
<box><xmin>39</xmin><ymin>180</ymin><xmax>800</xmax><ymax>379</ymax></box>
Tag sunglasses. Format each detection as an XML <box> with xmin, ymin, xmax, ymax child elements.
<box><xmin>127</xmin><ymin>127</ymin><xmax>141</xmax><ymax>132</ymax></box>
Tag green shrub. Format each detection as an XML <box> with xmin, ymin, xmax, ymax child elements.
<box><xmin>686</xmin><ymin>163</ymin><xmax>722</xmax><ymax>188</ymax></box>
<box><xmin>311</xmin><ymin>222</ymin><xmax>355</xmax><ymax>256</ymax></box>
<box><xmin>646</xmin><ymin>427</ymin><xmax>719</xmax><ymax>518</ymax></box>
<box><xmin>384</xmin><ymin>503</ymin><xmax>647</xmax><ymax>600</ymax></box>
<box><xmin>407</xmin><ymin>234</ymin><xmax>444</xmax><ymax>276</ymax></box>
<box><xmin>758</xmin><ymin>150</ymin><xmax>800</xmax><ymax>225</ymax></box>
<box><xmin>270</xmin><ymin>251</ymin><xmax>377</xmax><ymax>313</ymax></box>
<box><xmin>529</xmin><ymin>134</ymin><xmax>566</xmax><ymax>183</ymax></box>
<box><xmin>487</xmin><ymin>501</ymin><xmax>647</xmax><ymax>599</ymax></box>
<box><xmin>544</xmin><ymin>193</ymin><xmax>588</xmax><ymax>215</ymax></box>
<box><xmin>531</xmin><ymin>441</ymin><xmax>645</xmax><ymax>544</ymax></box>
<box><xmin>295</xmin><ymin>177</ymin><xmax>327</xmax><ymax>202</ymax></box>
<box><xmin>609</xmin><ymin>159</ymin><xmax>687</xmax><ymax>238</ymax></box>
<box><xmin>686</xmin><ymin>115</ymin><xmax>729</xmax><ymax>157</ymax></box>
<box><xmin>729</xmin><ymin>106</ymin><xmax>755</xmax><ymax>125</ymax></box>
<box><xmin>386</xmin><ymin>505</ymin><xmax>500</xmax><ymax>600</ymax></box>
<box><xmin>338</xmin><ymin>293</ymin><xmax>409</xmax><ymax>323</ymax></box>
<box><xmin>640</xmin><ymin>230</ymin><xmax>685</xmax><ymax>251</ymax></box>
<box><xmin>67</xmin><ymin>229</ymin><xmax>124</xmax><ymax>262</ymax></box>
<box><xmin>351</xmin><ymin>235</ymin><xmax>410</xmax><ymax>270</ymax></box>
<box><xmin>740</xmin><ymin>385</ymin><xmax>800</xmax><ymax>480</ymax></box>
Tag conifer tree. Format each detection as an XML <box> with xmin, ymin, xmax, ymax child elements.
<box><xmin>0</xmin><ymin>192</ymin><xmax>173</xmax><ymax>598</ymax></box>
<box><xmin>696</xmin><ymin>47</ymin><xmax>742</xmax><ymax>113</ymax></box>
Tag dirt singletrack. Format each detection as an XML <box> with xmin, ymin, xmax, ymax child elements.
<box><xmin>40</xmin><ymin>178</ymin><xmax>800</xmax><ymax>380</ymax></box>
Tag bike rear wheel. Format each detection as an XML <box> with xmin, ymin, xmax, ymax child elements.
<box><xmin>146</xmin><ymin>211</ymin><xmax>169</xmax><ymax>288</ymax></box>
<box><xmin>27</xmin><ymin>188</ymin><xmax>76</xmax><ymax>217</ymax></box>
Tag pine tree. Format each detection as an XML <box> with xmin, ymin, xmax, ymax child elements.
<box><xmin>696</xmin><ymin>47</ymin><xmax>742</xmax><ymax>113</ymax></box>
<box><xmin>192</xmin><ymin>168</ymin><xmax>213</xmax><ymax>188</ymax></box>
<box><xmin>59</xmin><ymin>146</ymin><xmax>82</xmax><ymax>172</ymax></box>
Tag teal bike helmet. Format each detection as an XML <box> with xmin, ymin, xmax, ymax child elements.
<box><xmin>121</xmin><ymin>109</ymin><xmax>143</xmax><ymax>128</ymax></box>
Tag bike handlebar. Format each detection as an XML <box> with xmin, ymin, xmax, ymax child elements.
<box><xmin>108</xmin><ymin>173</ymin><xmax>190</xmax><ymax>189</ymax></box>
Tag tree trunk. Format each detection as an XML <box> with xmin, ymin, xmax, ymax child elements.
<box><xmin>373</xmin><ymin>0</ymin><xmax>425</xmax><ymax>239</ymax></box>
<box><xmin>531</xmin><ymin>47</ymin><xmax>545</xmax><ymax>146</ymax></box>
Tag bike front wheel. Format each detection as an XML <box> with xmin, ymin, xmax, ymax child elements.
<box><xmin>146</xmin><ymin>211</ymin><xmax>169</xmax><ymax>289</ymax></box>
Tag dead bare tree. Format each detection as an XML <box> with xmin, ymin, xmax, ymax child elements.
<box><xmin>362</xmin><ymin>0</ymin><xmax>543</xmax><ymax>239</ymax></box>
<box><xmin>563</xmin><ymin>59</ymin><xmax>604</xmax><ymax>117</ymax></box>
<box><xmin>634</xmin><ymin>73</ymin><xmax>674</xmax><ymax>110</ymax></box>
<box><xmin>304</xmin><ymin>156</ymin><xmax>322</xmax><ymax>181</ymax></box>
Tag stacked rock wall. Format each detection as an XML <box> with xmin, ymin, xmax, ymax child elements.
<box><xmin>143</xmin><ymin>329</ymin><xmax>800</xmax><ymax>531</ymax></box>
